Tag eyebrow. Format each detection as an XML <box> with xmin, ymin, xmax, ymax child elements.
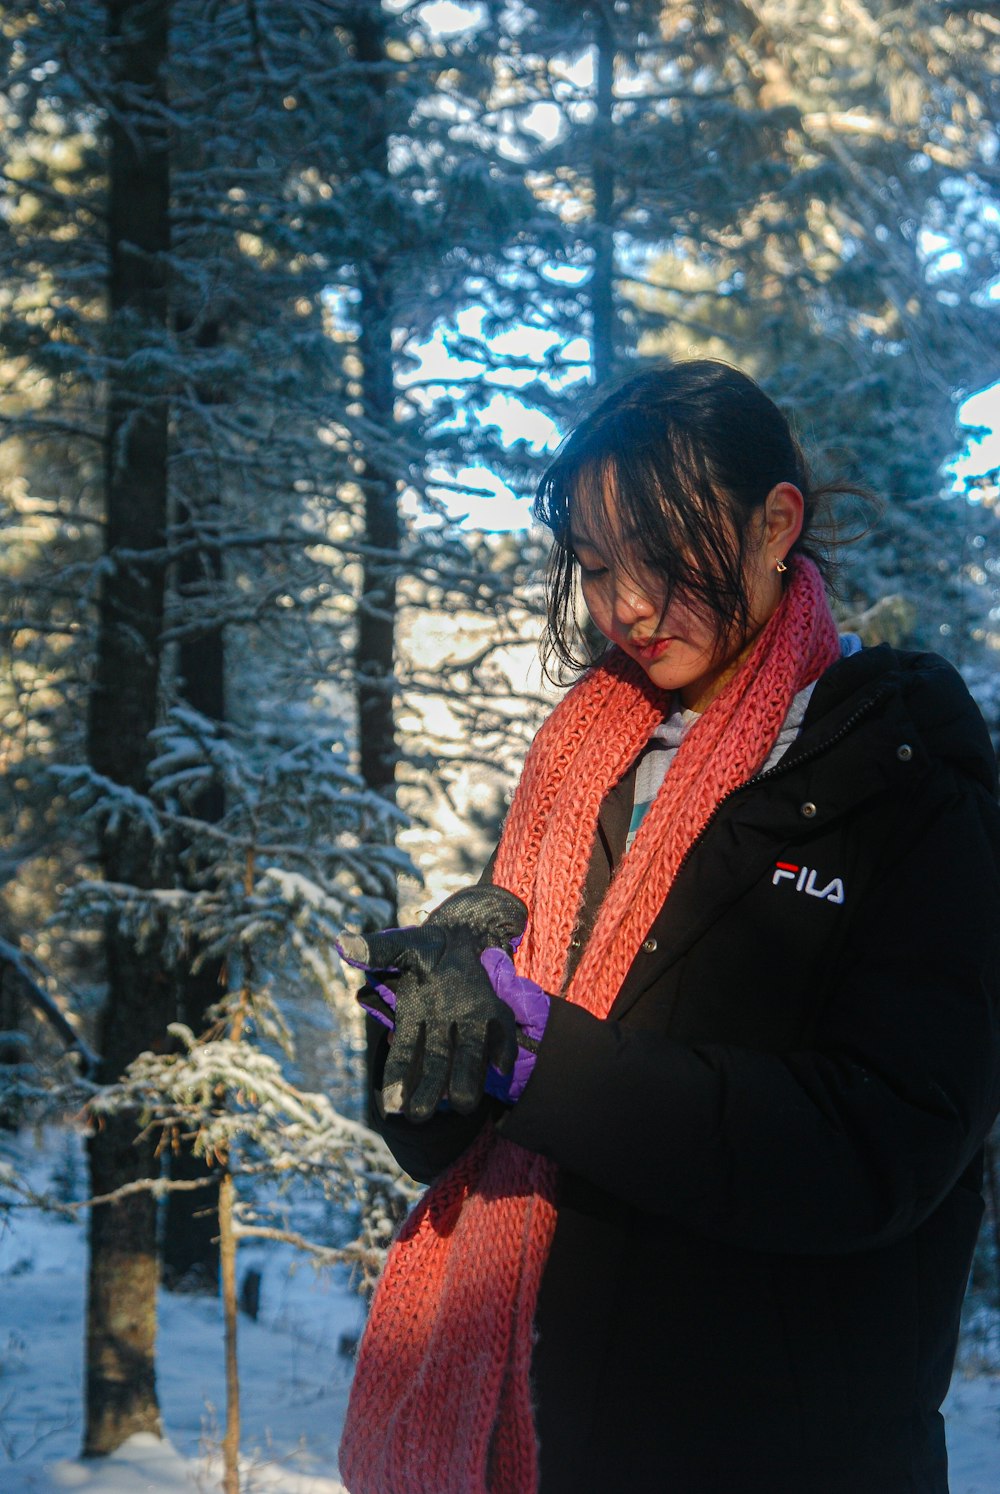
<box><xmin>573</xmin><ymin>516</ymin><xmax>655</xmax><ymax>553</ymax></box>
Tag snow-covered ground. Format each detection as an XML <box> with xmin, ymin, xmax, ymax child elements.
<box><xmin>1</xmin><ymin>1129</ymin><xmax>360</xmax><ymax>1491</ymax></box>
<box><xmin>2</xmin><ymin>1128</ymin><xmax>999</xmax><ymax>1492</ymax></box>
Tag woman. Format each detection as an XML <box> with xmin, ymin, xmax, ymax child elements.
<box><xmin>338</xmin><ymin>361</ymin><xmax>1000</xmax><ymax>1494</ymax></box>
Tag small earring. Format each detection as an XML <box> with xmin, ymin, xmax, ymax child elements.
<box><xmin>775</xmin><ymin>558</ymin><xmax>788</xmax><ymax>574</ymax></box>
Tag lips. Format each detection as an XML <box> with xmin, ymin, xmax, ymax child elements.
<box><xmin>631</xmin><ymin>635</ymin><xmax>673</xmax><ymax>662</ymax></box>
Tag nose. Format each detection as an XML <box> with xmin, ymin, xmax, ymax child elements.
<box><xmin>611</xmin><ymin>575</ymin><xmax>656</xmax><ymax>628</ymax></box>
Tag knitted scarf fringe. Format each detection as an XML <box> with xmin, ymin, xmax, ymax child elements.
<box><xmin>339</xmin><ymin>558</ymin><xmax>840</xmax><ymax>1494</ymax></box>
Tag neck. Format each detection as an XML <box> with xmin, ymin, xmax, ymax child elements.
<box><xmin>681</xmin><ymin>579</ymin><xmax>788</xmax><ymax>713</ymax></box>
<box><xmin>680</xmin><ymin>631</ymin><xmax>761</xmax><ymax>713</ymax></box>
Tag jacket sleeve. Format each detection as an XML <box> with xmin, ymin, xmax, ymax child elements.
<box><xmin>500</xmin><ymin>779</ymin><xmax>1000</xmax><ymax>1255</ymax></box>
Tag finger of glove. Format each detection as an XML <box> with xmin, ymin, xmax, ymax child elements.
<box><xmin>425</xmin><ymin>887</ymin><xmax>528</xmax><ymax>949</ymax></box>
<box><xmin>448</xmin><ymin>1032</ymin><xmax>491</xmax><ymax>1115</ymax></box>
<box><xmin>399</xmin><ymin>1024</ymin><xmax>453</xmax><ymax>1122</ymax></box>
<box><xmin>380</xmin><ymin>1015</ymin><xmax>427</xmax><ymax>1117</ymax></box>
<box><xmin>485</xmin><ymin>1013</ymin><xmax>518</xmax><ymax>1077</ymax></box>
<box><xmin>335</xmin><ymin>931</ymin><xmax>399</xmax><ymax>973</ymax></box>
<box><xmin>340</xmin><ymin>926</ymin><xmax>444</xmax><ymax>977</ymax></box>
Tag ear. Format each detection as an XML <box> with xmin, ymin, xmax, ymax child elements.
<box><xmin>764</xmin><ymin>482</ymin><xmax>804</xmax><ymax>565</ymax></box>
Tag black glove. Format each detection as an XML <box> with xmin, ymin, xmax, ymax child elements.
<box><xmin>338</xmin><ymin>886</ymin><xmax>529</xmax><ymax>1122</ymax></box>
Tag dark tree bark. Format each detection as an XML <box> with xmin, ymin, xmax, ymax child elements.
<box><xmin>352</xmin><ymin>7</ymin><xmax>400</xmax><ymax>924</ymax></box>
<box><xmin>84</xmin><ymin>0</ymin><xmax>172</xmax><ymax>1456</ymax></box>
<box><xmin>161</xmin><ymin>318</ymin><xmax>225</xmax><ymax>1293</ymax></box>
<box><xmin>0</xmin><ymin>945</ymin><xmax>28</xmax><ymax>1130</ymax></box>
<box><xmin>348</xmin><ymin>8</ymin><xmax>401</xmax><ymax>1128</ymax></box>
<box><xmin>591</xmin><ymin>6</ymin><xmax>618</xmax><ymax>386</ymax></box>
<box><xmin>984</xmin><ymin>1132</ymin><xmax>1000</xmax><ymax>1315</ymax></box>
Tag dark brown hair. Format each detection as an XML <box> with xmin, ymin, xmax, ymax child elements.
<box><xmin>535</xmin><ymin>359</ymin><xmax>863</xmax><ymax>679</ymax></box>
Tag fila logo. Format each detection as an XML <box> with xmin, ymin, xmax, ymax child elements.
<box><xmin>772</xmin><ymin>862</ymin><xmax>845</xmax><ymax>904</ymax></box>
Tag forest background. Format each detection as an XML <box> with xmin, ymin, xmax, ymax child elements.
<box><xmin>1</xmin><ymin>0</ymin><xmax>999</xmax><ymax>1485</ymax></box>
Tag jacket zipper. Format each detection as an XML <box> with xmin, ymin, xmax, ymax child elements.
<box><xmin>671</xmin><ymin>681</ymin><xmax>896</xmax><ymax>883</ymax></box>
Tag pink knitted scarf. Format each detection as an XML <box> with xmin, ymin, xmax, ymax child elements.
<box><xmin>339</xmin><ymin>557</ymin><xmax>840</xmax><ymax>1494</ymax></box>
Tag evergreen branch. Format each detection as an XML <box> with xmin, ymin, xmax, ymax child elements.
<box><xmin>0</xmin><ymin>938</ymin><xmax>99</xmax><ymax>1074</ymax></box>
<box><xmin>231</xmin><ymin>1221</ymin><xmax>386</xmax><ymax>1271</ymax></box>
<box><xmin>67</xmin><ymin>1174</ymin><xmax>220</xmax><ymax>1212</ymax></box>
<box><xmin>0</xmin><ymin>414</ymin><xmax>105</xmax><ymax>445</ymax></box>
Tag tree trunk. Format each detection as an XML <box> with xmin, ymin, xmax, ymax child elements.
<box><xmin>591</xmin><ymin>7</ymin><xmax>618</xmax><ymax>386</ymax></box>
<box><xmin>84</xmin><ymin>0</ymin><xmax>172</xmax><ymax>1456</ymax></box>
<box><xmin>0</xmin><ymin>945</ymin><xmax>27</xmax><ymax>1130</ymax></box>
<box><xmin>219</xmin><ymin>1168</ymin><xmax>241</xmax><ymax>1494</ymax></box>
<box><xmin>984</xmin><ymin>1132</ymin><xmax>1000</xmax><ymax>1315</ymax></box>
<box><xmin>352</xmin><ymin>9</ymin><xmax>400</xmax><ymax>927</ymax></box>
<box><xmin>162</xmin><ymin>318</ymin><xmax>225</xmax><ymax>1293</ymax></box>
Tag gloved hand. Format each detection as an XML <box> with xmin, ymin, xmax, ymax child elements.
<box><xmin>335</xmin><ymin>886</ymin><xmax>529</xmax><ymax>1122</ymax></box>
<box><xmin>480</xmin><ymin>949</ymin><xmax>552</xmax><ymax>1104</ymax></box>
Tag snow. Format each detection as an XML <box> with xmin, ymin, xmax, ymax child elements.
<box><xmin>1</xmin><ymin>1130</ymin><xmax>358</xmax><ymax>1492</ymax></box>
<box><xmin>37</xmin><ymin>1434</ymin><xmax>347</xmax><ymax>1492</ymax></box>
<box><xmin>2</xmin><ymin>1128</ymin><xmax>999</xmax><ymax>1492</ymax></box>
<box><xmin>947</xmin><ymin>1377</ymin><xmax>1000</xmax><ymax>1494</ymax></box>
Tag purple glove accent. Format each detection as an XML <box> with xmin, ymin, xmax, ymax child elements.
<box><xmin>358</xmin><ymin>982</ymin><xmax>397</xmax><ymax>1030</ymax></box>
<box><xmin>480</xmin><ymin>948</ymin><xmax>551</xmax><ymax>1104</ymax></box>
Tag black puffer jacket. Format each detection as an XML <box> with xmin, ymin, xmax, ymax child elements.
<box><xmin>374</xmin><ymin>647</ymin><xmax>1000</xmax><ymax>1494</ymax></box>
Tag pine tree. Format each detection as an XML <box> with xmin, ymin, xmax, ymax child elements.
<box><xmin>1</xmin><ymin>0</ymin><xmax>396</xmax><ymax>1451</ymax></box>
<box><xmin>478</xmin><ymin>1</ymin><xmax>999</xmax><ymax>667</ymax></box>
<box><xmin>80</xmin><ymin>0</ymin><xmax>173</xmax><ymax>1451</ymax></box>
<box><xmin>1</xmin><ymin>0</ymin><xmax>559</xmax><ymax>1457</ymax></box>
<box><xmin>626</xmin><ymin>0</ymin><xmax>1000</xmax><ymax>662</ymax></box>
<box><xmin>323</xmin><ymin>3</ymin><xmax>561</xmax><ymax>925</ymax></box>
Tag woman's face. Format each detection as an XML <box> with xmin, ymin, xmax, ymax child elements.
<box><xmin>569</xmin><ymin>480</ymin><xmax>802</xmax><ymax>713</ymax></box>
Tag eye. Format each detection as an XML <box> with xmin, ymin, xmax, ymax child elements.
<box><xmin>571</xmin><ymin>549</ymin><xmax>608</xmax><ymax>580</ymax></box>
